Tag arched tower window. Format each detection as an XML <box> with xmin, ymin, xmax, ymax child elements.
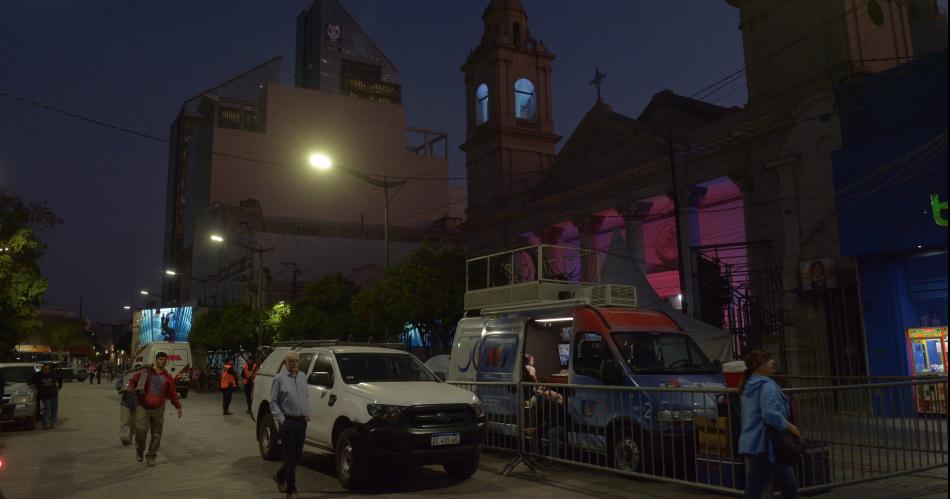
<box><xmin>475</xmin><ymin>83</ymin><xmax>489</xmax><ymax>125</ymax></box>
<box><xmin>514</xmin><ymin>78</ymin><xmax>536</xmax><ymax>120</ymax></box>
<box><xmin>513</xmin><ymin>22</ymin><xmax>521</xmax><ymax>47</ymax></box>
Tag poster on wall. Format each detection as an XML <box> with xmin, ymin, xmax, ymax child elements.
<box><xmin>800</xmin><ymin>258</ymin><xmax>837</xmax><ymax>291</ymax></box>
<box><xmin>139</xmin><ymin>307</ymin><xmax>193</xmax><ymax>345</ymax></box>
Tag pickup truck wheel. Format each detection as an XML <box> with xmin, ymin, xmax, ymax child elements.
<box><xmin>178</xmin><ymin>389</ymin><xmax>188</xmax><ymax>399</ymax></box>
<box><xmin>22</xmin><ymin>405</ymin><xmax>38</xmax><ymax>431</ymax></box>
<box><xmin>258</xmin><ymin>413</ymin><xmax>281</xmax><ymax>461</ymax></box>
<box><xmin>335</xmin><ymin>428</ymin><xmax>371</xmax><ymax>490</ymax></box>
<box><xmin>443</xmin><ymin>454</ymin><xmax>480</xmax><ymax>479</ymax></box>
<box><xmin>608</xmin><ymin>426</ymin><xmax>642</xmax><ymax>473</ymax></box>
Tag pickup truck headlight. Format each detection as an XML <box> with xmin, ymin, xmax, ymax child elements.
<box><xmin>470</xmin><ymin>402</ymin><xmax>486</xmax><ymax>419</ymax></box>
<box><xmin>12</xmin><ymin>390</ymin><xmax>35</xmax><ymax>405</ymax></box>
<box><xmin>367</xmin><ymin>404</ymin><xmax>407</xmax><ymax>422</ymax></box>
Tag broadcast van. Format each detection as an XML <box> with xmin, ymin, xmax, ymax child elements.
<box><xmin>133</xmin><ymin>341</ymin><xmax>193</xmax><ymax>398</ymax></box>
<box><xmin>448</xmin><ymin>244</ymin><xmax>730</xmax><ymax>475</ymax></box>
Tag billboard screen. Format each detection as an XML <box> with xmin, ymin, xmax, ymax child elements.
<box><xmin>139</xmin><ymin>307</ymin><xmax>194</xmax><ymax>345</ymax></box>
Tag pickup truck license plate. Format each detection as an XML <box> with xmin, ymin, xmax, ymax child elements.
<box><xmin>431</xmin><ymin>432</ymin><xmax>460</xmax><ymax>446</ymax></box>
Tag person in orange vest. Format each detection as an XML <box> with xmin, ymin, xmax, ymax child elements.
<box><xmin>220</xmin><ymin>359</ymin><xmax>237</xmax><ymax>415</ymax></box>
<box><xmin>242</xmin><ymin>354</ymin><xmax>259</xmax><ymax>415</ymax></box>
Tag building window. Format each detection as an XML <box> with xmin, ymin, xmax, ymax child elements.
<box><xmin>514</xmin><ymin>78</ymin><xmax>536</xmax><ymax>121</ymax></box>
<box><xmin>475</xmin><ymin>83</ymin><xmax>489</xmax><ymax>125</ymax></box>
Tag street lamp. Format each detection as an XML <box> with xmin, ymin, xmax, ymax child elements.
<box><xmin>308</xmin><ymin>152</ymin><xmax>406</xmax><ymax>268</ymax></box>
<box><xmin>211</xmin><ymin>234</ymin><xmax>274</xmax><ymax>348</ymax></box>
<box><xmin>164</xmin><ymin>268</ymin><xmax>211</xmax><ymax>306</ymax></box>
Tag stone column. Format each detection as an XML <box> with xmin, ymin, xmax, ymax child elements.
<box><xmin>673</xmin><ymin>186</ymin><xmax>707</xmax><ymax>316</ymax></box>
<box><xmin>617</xmin><ymin>201</ymin><xmax>654</xmax><ymax>275</ymax></box>
<box><xmin>573</xmin><ymin>215</ymin><xmax>605</xmax><ymax>283</ymax></box>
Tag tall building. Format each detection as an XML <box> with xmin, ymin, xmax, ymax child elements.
<box><xmin>163</xmin><ymin>0</ymin><xmax>461</xmax><ymax>308</ymax></box>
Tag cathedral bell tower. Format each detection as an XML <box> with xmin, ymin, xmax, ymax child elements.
<box><xmin>461</xmin><ymin>0</ymin><xmax>560</xmax><ymax>220</ymax></box>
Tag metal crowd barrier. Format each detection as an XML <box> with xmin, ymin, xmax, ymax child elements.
<box><xmin>450</xmin><ymin>377</ymin><xmax>948</xmax><ymax>496</ymax></box>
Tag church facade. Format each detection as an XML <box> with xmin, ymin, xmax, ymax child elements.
<box><xmin>461</xmin><ymin>0</ymin><xmax>923</xmax><ymax>375</ymax></box>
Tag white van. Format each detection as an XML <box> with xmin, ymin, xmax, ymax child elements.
<box><xmin>133</xmin><ymin>341</ymin><xmax>192</xmax><ymax>398</ymax></box>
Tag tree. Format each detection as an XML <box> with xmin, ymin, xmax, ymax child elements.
<box><xmin>189</xmin><ymin>302</ymin><xmax>263</xmax><ymax>352</ymax></box>
<box><xmin>39</xmin><ymin>316</ymin><xmax>91</xmax><ymax>355</ymax></box>
<box><xmin>353</xmin><ymin>244</ymin><xmax>465</xmax><ymax>355</ymax></box>
<box><xmin>276</xmin><ymin>274</ymin><xmax>360</xmax><ymax>341</ymax></box>
<box><xmin>0</xmin><ymin>191</ymin><xmax>61</xmax><ymax>352</ymax></box>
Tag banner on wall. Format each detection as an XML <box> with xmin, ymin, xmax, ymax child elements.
<box><xmin>800</xmin><ymin>258</ymin><xmax>838</xmax><ymax>291</ymax></box>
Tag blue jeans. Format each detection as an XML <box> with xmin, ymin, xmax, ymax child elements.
<box><xmin>40</xmin><ymin>395</ymin><xmax>59</xmax><ymax>428</ymax></box>
<box><xmin>277</xmin><ymin>418</ymin><xmax>307</xmax><ymax>494</ymax></box>
<box><xmin>743</xmin><ymin>453</ymin><xmax>798</xmax><ymax>499</ymax></box>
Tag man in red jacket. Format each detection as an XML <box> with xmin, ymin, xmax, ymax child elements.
<box><xmin>128</xmin><ymin>351</ymin><xmax>182</xmax><ymax>466</ymax></box>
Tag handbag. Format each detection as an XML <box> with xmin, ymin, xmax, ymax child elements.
<box><xmin>767</xmin><ymin>425</ymin><xmax>805</xmax><ymax>465</ymax></box>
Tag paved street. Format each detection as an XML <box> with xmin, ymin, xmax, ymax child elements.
<box><xmin>0</xmin><ymin>381</ymin><xmax>946</xmax><ymax>499</ymax></box>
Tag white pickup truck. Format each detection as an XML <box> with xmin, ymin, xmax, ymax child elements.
<box><xmin>252</xmin><ymin>344</ymin><xmax>487</xmax><ymax>489</ymax></box>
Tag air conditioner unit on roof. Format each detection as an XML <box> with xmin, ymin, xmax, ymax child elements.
<box><xmin>575</xmin><ymin>284</ymin><xmax>638</xmax><ymax>308</ymax></box>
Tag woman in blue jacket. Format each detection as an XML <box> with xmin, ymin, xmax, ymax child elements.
<box><xmin>738</xmin><ymin>351</ymin><xmax>801</xmax><ymax>499</ymax></box>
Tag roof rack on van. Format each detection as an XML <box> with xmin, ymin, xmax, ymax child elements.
<box><xmin>464</xmin><ymin>245</ymin><xmax>637</xmax><ymax>313</ymax></box>
<box><xmin>271</xmin><ymin>339</ymin><xmax>406</xmax><ymax>350</ymax></box>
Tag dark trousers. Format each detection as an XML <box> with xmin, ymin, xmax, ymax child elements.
<box><xmin>277</xmin><ymin>418</ymin><xmax>307</xmax><ymax>494</ymax></box>
<box><xmin>743</xmin><ymin>453</ymin><xmax>798</xmax><ymax>499</ymax></box>
<box><xmin>244</xmin><ymin>381</ymin><xmax>254</xmax><ymax>412</ymax></box>
<box><xmin>222</xmin><ymin>386</ymin><xmax>233</xmax><ymax>413</ymax></box>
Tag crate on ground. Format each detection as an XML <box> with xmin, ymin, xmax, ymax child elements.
<box><xmin>796</xmin><ymin>440</ymin><xmax>832</xmax><ymax>488</ymax></box>
<box><xmin>694</xmin><ymin>415</ymin><xmax>738</xmax><ymax>457</ymax></box>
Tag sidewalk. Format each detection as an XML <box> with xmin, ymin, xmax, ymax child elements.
<box><xmin>480</xmin><ymin>451</ymin><xmax>948</xmax><ymax>499</ymax></box>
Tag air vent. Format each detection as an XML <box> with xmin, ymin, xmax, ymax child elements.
<box><xmin>576</xmin><ymin>284</ymin><xmax>638</xmax><ymax>308</ymax></box>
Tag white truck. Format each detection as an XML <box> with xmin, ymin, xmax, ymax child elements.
<box><xmin>252</xmin><ymin>342</ymin><xmax>487</xmax><ymax>490</ymax></box>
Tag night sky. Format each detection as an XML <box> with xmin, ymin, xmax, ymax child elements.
<box><xmin>2</xmin><ymin>0</ymin><xmax>759</xmax><ymax>323</ymax></box>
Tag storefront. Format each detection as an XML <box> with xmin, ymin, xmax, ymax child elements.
<box><xmin>831</xmin><ymin>52</ymin><xmax>948</xmax><ymax>379</ymax></box>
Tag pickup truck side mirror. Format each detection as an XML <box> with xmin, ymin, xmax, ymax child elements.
<box><xmin>308</xmin><ymin>371</ymin><xmax>333</xmax><ymax>388</ymax></box>
<box><xmin>602</xmin><ymin>359</ymin><xmax>625</xmax><ymax>385</ymax></box>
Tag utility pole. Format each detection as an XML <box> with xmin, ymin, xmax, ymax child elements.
<box><xmin>668</xmin><ymin>129</ymin><xmax>688</xmax><ymax>316</ymax></box>
<box><xmin>282</xmin><ymin>262</ymin><xmax>299</xmax><ymax>301</ymax></box>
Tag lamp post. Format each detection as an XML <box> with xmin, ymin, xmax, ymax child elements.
<box><xmin>308</xmin><ymin>152</ymin><xmax>406</xmax><ymax>268</ymax></box>
<box><xmin>165</xmin><ymin>269</ymin><xmax>212</xmax><ymax>306</ymax></box>
<box><xmin>210</xmin><ymin>234</ymin><xmax>274</xmax><ymax>348</ymax></box>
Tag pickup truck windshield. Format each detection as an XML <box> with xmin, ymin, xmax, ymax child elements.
<box><xmin>336</xmin><ymin>353</ymin><xmax>436</xmax><ymax>384</ymax></box>
<box><xmin>613</xmin><ymin>332</ymin><xmax>716</xmax><ymax>374</ymax></box>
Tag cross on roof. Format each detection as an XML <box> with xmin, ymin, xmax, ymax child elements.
<box><xmin>590</xmin><ymin>67</ymin><xmax>607</xmax><ymax>101</ymax></box>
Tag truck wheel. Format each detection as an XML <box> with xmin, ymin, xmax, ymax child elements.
<box><xmin>609</xmin><ymin>427</ymin><xmax>642</xmax><ymax>473</ymax></box>
<box><xmin>335</xmin><ymin>428</ymin><xmax>371</xmax><ymax>490</ymax></box>
<box><xmin>258</xmin><ymin>412</ymin><xmax>282</xmax><ymax>461</ymax></box>
<box><xmin>178</xmin><ymin>389</ymin><xmax>188</xmax><ymax>399</ymax></box>
<box><xmin>444</xmin><ymin>454</ymin><xmax>480</xmax><ymax>479</ymax></box>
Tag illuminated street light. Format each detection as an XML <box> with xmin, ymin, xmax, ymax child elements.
<box><xmin>210</xmin><ymin>234</ymin><xmax>225</xmax><ymax>243</ymax></box>
<box><xmin>165</xmin><ymin>269</ymin><xmax>177</xmax><ymax>276</ymax></box>
<box><xmin>307</xmin><ymin>152</ymin><xmax>405</xmax><ymax>268</ymax></box>
<box><xmin>123</xmin><ymin>305</ymin><xmax>131</xmax><ymax>310</ymax></box>
<box><xmin>308</xmin><ymin>152</ymin><xmax>333</xmax><ymax>171</ymax></box>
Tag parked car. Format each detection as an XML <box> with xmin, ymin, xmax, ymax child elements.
<box><xmin>48</xmin><ymin>361</ymin><xmax>86</xmax><ymax>382</ymax></box>
<box><xmin>0</xmin><ymin>363</ymin><xmax>41</xmax><ymax>430</ymax></box>
<box><xmin>253</xmin><ymin>345</ymin><xmax>486</xmax><ymax>490</ymax></box>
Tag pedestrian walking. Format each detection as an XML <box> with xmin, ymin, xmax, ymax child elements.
<box><xmin>88</xmin><ymin>362</ymin><xmax>96</xmax><ymax>384</ymax></box>
<box><xmin>220</xmin><ymin>359</ymin><xmax>237</xmax><ymax>415</ymax></box>
<box><xmin>190</xmin><ymin>366</ymin><xmax>201</xmax><ymax>393</ymax></box>
<box><xmin>115</xmin><ymin>362</ymin><xmax>146</xmax><ymax>446</ymax></box>
<box><xmin>242</xmin><ymin>354</ymin><xmax>259</xmax><ymax>414</ymax></box>
<box><xmin>128</xmin><ymin>352</ymin><xmax>182</xmax><ymax>467</ymax></box>
<box><xmin>270</xmin><ymin>351</ymin><xmax>310</xmax><ymax>499</ymax></box>
<box><xmin>30</xmin><ymin>363</ymin><xmax>63</xmax><ymax>430</ymax></box>
<box><xmin>95</xmin><ymin>361</ymin><xmax>103</xmax><ymax>384</ymax></box>
<box><xmin>738</xmin><ymin>350</ymin><xmax>801</xmax><ymax>499</ymax></box>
